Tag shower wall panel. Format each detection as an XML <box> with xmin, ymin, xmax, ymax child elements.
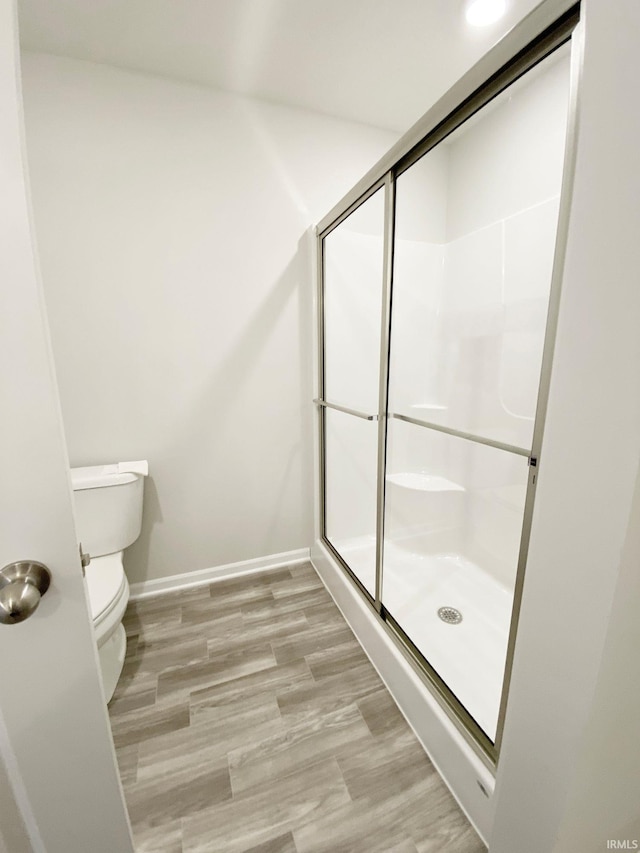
<box><xmin>390</xmin><ymin>53</ymin><xmax>570</xmax><ymax>448</ymax></box>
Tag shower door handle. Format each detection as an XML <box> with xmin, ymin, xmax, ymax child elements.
<box><xmin>313</xmin><ymin>399</ymin><xmax>379</xmax><ymax>421</ymax></box>
<box><xmin>0</xmin><ymin>561</ymin><xmax>52</xmax><ymax>625</ymax></box>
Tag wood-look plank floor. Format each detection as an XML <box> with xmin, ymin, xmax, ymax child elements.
<box><xmin>109</xmin><ymin>562</ymin><xmax>486</xmax><ymax>853</ymax></box>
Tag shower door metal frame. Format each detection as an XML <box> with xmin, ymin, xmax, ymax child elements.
<box><xmin>315</xmin><ymin>0</ymin><xmax>582</xmax><ymax>765</ymax></box>
<box><xmin>315</xmin><ymin>175</ymin><xmax>387</xmax><ymax>606</ymax></box>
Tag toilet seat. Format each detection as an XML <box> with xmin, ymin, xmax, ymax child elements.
<box><xmin>84</xmin><ymin>552</ymin><xmax>130</xmax><ymax>649</ymax></box>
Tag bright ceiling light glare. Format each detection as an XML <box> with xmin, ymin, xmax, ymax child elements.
<box><xmin>465</xmin><ymin>0</ymin><xmax>507</xmax><ymax>27</ymax></box>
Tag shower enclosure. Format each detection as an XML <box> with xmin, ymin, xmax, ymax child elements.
<box><xmin>315</xmin><ymin>6</ymin><xmax>578</xmax><ymax>762</ymax></box>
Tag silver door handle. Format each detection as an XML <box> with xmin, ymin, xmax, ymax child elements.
<box><xmin>313</xmin><ymin>399</ymin><xmax>379</xmax><ymax>421</ymax></box>
<box><xmin>0</xmin><ymin>561</ymin><xmax>51</xmax><ymax>625</ymax></box>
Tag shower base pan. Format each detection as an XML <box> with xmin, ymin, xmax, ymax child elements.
<box><xmin>338</xmin><ymin>538</ymin><xmax>512</xmax><ymax>740</ymax></box>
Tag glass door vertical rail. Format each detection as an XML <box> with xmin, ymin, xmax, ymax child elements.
<box><xmin>374</xmin><ymin>175</ymin><xmax>396</xmax><ymax>610</ymax></box>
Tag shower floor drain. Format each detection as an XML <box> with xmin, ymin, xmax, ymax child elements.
<box><xmin>438</xmin><ymin>606</ymin><xmax>463</xmax><ymax>624</ymax></box>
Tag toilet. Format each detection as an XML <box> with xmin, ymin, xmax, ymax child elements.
<box><xmin>70</xmin><ymin>461</ymin><xmax>148</xmax><ymax>703</ymax></box>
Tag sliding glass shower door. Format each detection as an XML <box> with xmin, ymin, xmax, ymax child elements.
<box><xmin>317</xmin><ymin>24</ymin><xmax>574</xmax><ymax>756</ymax></box>
<box><xmin>320</xmin><ymin>187</ymin><xmax>386</xmax><ymax>597</ymax></box>
<box><xmin>382</xmin><ymin>47</ymin><xmax>570</xmax><ymax>743</ymax></box>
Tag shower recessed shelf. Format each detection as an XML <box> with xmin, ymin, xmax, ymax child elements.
<box><xmin>386</xmin><ymin>472</ymin><xmax>465</xmax><ymax>492</ymax></box>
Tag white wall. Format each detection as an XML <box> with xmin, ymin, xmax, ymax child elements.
<box><xmin>554</xmin><ymin>458</ymin><xmax>640</xmax><ymax>851</ymax></box>
<box><xmin>20</xmin><ymin>52</ymin><xmax>398</xmax><ymax>583</ymax></box>
<box><xmin>490</xmin><ymin>0</ymin><xmax>640</xmax><ymax>848</ymax></box>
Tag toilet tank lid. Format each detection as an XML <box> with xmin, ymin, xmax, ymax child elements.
<box><xmin>71</xmin><ymin>461</ymin><xmax>148</xmax><ymax>491</ymax></box>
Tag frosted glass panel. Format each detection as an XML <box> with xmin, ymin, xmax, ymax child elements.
<box><xmin>322</xmin><ymin>188</ymin><xmax>385</xmax><ymax>596</ymax></box>
<box><xmin>324</xmin><ymin>409</ymin><xmax>378</xmax><ymax>596</ymax></box>
<box><xmin>323</xmin><ymin>189</ymin><xmax>385</xmax><ymax>414</ymax></box>
<box><xmin>382</xmin><ymin>418</ymin><xmax>529</xmax><ymax>739</ymax></box>
<box><xmin>381</xmin><ymin>46</ymin><xmax>571</xmax><ymax>743</ymax></box>
<box><xmin>390</xmin><ymin>50</ymin><xmax>570</xmax><ymax>451</ymax></box>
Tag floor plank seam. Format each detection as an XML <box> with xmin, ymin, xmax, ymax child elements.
<box><xmin>110</xmin><ymin>564</ymin><xmax>485</xmax><ymax>852</ymax></box>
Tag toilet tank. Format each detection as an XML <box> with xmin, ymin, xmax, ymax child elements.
<box><xmin>70</xmin><ymin>463</ymin><xmax>146</xmax><ymax>558</ymax></box>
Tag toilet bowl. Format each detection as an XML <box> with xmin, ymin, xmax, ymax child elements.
<box><xmin>71</xmin><ymin>462</ymin><xmax>147</xmax><ymax>703</ymax></box>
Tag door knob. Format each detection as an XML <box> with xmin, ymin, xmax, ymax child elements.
<box><xmin>0</xmin><ymin>561</ymin><xmax>51</xmax><ymax>625</ymax></box>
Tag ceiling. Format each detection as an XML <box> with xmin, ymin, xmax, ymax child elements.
<box><xmin>18</xmin><ymin>0</ymin><xmax>543</xmax><ymax>133</ymax></box>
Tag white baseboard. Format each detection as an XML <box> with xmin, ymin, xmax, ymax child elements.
<box><xmin>128</xmin><ymin>547</ymin><xmax>310</xmax><ymax>600</ymax></box>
